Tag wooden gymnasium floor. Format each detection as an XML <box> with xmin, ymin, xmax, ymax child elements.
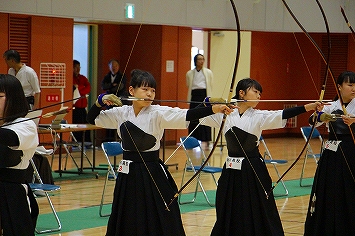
<box><xmin>36</xmin><ymin>136</ymin><xmax>320</xmax><ymax>236</ymax></box>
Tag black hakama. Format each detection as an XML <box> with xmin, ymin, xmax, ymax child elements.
<box><xmin>106</xmin><ymin>121</ymin><xmax>185</xmax><ymax>236</ymax></box>
<box><xmin>0</xmin><ymin>169</ymin><xmax>39</xmax><ymax>236</ymax></box>
<box><xmin>304</xmin><ymin>120</ymin><xmax>355</xmax><ymax>235</ymax></box>
<box><xmin>188</xmin><ymin>89</ymin><xmax>211</xmax><ymax>142</ymax></box>
<box><xmin>211</xmin><ymin>127</ymin><xmax>284</xmax><ymax>236</ymax></box>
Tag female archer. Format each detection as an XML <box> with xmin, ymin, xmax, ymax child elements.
<box><xmin>87</xmin><ymin>69</ymin><xmax>232</xmax><ymax>235</ymax></box>
<box><xmin>0</xmin><ymin>74</ymin><xmax>39</xmax><ymax>235</ymax></box>
<box><xmin>200</xmin><ymin>78</ymin><xmax>322</xmax><ymax>236</ymax></box>
<box><xmin>304</xmin><ymin>71</ymin><xmax>355</xmax><ymax>235</ymax></box>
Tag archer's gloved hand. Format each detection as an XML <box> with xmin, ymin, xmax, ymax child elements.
<box><xmin>317</xmin><ymin>111</ymin><xmax>337</xmax><ymax>122</ymax></box>
<box><xmin>96</xmin><ymin>93</ymin><xmax>123</xmax><ymax>107</ymax></box>
<box><xmin>203</xmin><ymin>97</ymin><xmax>226</xmax><ymax>106</ymax></box>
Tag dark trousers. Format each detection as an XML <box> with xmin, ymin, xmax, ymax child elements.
<box><xmin>188</xmin><ymin>89</ymin><xmax>211</xmax><ymax>142</ymax></box>
<box><xmin>72</xmin><ymin>107</ymin><xmax>91</xmax><ymax>142</ymax></box>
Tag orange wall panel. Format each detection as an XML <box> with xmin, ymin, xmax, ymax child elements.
<box><xmin>30</xmin><ymin>16</ymin><xmax>74</xmax><ymax>124</ymax></box>
<box><xmin>97</xmin><ymin>24</ymin><xmax>121</xmax><ymax>94</ymax></box>
<box><xmin>348</xmin><ymin>35</ymin><xmax>355</xmax><ymax>72</ymax></box>
<box><xmin>161</xmin><ymin>26</ymin><xmax>179</xmax><ymax>143</ymax></box>
<box><xmin>176</xmin><ymin>27</ymin><xmax>192</xmax><ymax>143</ymax></box>
<box><xmin>120</xmin><ymin>24</ymin><xmax>162</xmax><ymax>93</ymax></box>
<box><xmin>0</xmin><ymin>14</ymin><xmax>9</xmax><ymax>73</ymax></box>
<box><xmin>250</xmin><ymin>31</ymin><xmax>322</xmax><ymax>136</ymax></box>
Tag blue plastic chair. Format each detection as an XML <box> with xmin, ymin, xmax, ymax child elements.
<box><xmin>179</xmin><ymin>136</ymin><xmax>222</xmax><ymax>206</ymax></box>
<box><xmin>29</xmin><ymin>158</ymin><xmax>61</xmax><ymax>234</ymax></box>
<box><xmin>300</xmin><ymin>126</ymin><xmax>323</xmax><ymax>187</ymax></box>
<box><xmin>99</xmin><ymin>141</ymin><xmax>123</xmax><ymax>216</ymax></box>
<box><xmin>260</xmin><ymin>136</ymin><xmax>288</xmax><ymax>196</ymax></box>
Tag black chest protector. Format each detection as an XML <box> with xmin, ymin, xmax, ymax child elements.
<box><xmin>120</xmin><ymin>121</ymin><xmax>156</xmax><ymax>151</ymax></box>
<box><xmin>329</xmin><ymin>109</ymin><xmax>355</xmax><ymax>135</ymax></box>
<box><xmin>225</xmin><ymin>126</ymin><xmax>259</xmax><ymax>157</ymax></box>
<box><xmin>0</xmin><ymin>143</ymin><xmax>23</xmax><ymax>168</ymax></box>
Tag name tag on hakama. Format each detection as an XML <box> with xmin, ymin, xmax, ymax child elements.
<box><xmin>226</xmin><ymin>157</ymin><xmax>244</xmax><ymax>170</ymax></box>
<box><xmin>324</xmin><ymin>140</ymin><xmax>342</xmax><ymax>152</ymax></box>
<box><xmin>117</xmin><ymin>160</ymin><xmax>133</xmax><ymax>174</ymax></box>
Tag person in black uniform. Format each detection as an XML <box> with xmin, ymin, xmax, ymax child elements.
<box><xmin>88</xmin><ymin>69</ymin><xmax>233</xmax><ymax>236</ymax></box>
<box><xmin>0</xmin><ymin>74</ymin><xmax>39</xmax><ymax>235</ymax></box>
<box><xmin>304</xmin><ymin>71</ymin><xmax>355</xmax><ymax>236</ymax></box>
<box><xmin>200</xmin><ymin>78</ymin><xmax>322</xmax><ymax>236</ymax></box>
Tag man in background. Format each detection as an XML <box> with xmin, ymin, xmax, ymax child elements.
<box><xmin>101</xmin><ymin>59</ymin><xmax>128</xmax><ymax>101</ymax></box>
<box><xmin>186</xmin><ymin>53</ymin><xmax>213</xmax><ymax>147</ymax></box>
<box><xmin>101</xmin><ymin>59</ymin><xmax>128</xmax><ymax>141</ymax></box>
<box><xmin>3</xmin><ymin>49</ymin><xmax>41</xmax><ymax>110</ymax></box>
<box><xmin>73</xmin><ymin>59</ymin><xmax>91</xmax><ymax>144</ymax></box>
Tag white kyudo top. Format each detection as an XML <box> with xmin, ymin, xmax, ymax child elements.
<box><xmin>3</xmin><ymin>118</ymin><xmax>39</xmax><ymax>169</ymax></box>
<box><xmin>95</xmin><ymin>105</ymin><xmax>189</xmax><ymax>151</ymax></box>
<box><xmin>201</xmin><ymin>107</ymin><xmax>287</xmax><ymax>143</ymax></box>
<box><xmin>191</xmin><ymin>69</ymin><xmax>207</xmax><ymax>90</ymax></box>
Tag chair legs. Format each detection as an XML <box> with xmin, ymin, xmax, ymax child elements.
<box><xmin>178</xmin><ymin>162</ymin><xmax>216</xmax><ymax>207</ymax></box>
<box><xmin>35</xmin><ymin>191</ymin><xmax>62</xmax><ymax>234</ymax></box>
<box><xmin>262</xmin><ymin>148</ymin><xmax>288</xmax><ymax>196</ymax></box>
<box><xmin>300</xmin><ymin>154</ymin><xmax>311</xmax><ymax>187</ymax></box>
<box><xmin>99</xmin><ymin>171</ymin><xmax>113</xmax><ymax>217</ymax></box>
<box><xmin>99</xmin><ymin>159</ymin><xmax>117</xmax><ymax>217</ymax></box>
<box><xmin>268</xmin><ymin>161</ymin><xmax>289</xmax><ymax>197</ymax></box>
<box><xmin>29</xmin><ymin>159</ymin><xmax>61</xmax><ymax>234</ymax></box>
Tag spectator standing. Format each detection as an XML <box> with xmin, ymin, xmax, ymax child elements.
<box><xmin>186</xmin><ymin>53</ymin><xmax>213</xmax><ymax>146</ymax></box>
<box><xmin>101</xmin><ymin>59</ymin><xmax>129</xmax><ymax>141</ymax></box>
<box><xmin>3</xmin><ymin>50</ymin><xmax>41</xmax><ymax>110</ymax></box>
<box><xmin>101</xmin><ymin>59</ymin><xmax>128</xmax><ymax>101</ymax></box>
<box><xmin>72</xmin><ymin>60</ymin><xmax>91</xmax><ymax>144</ymax></box>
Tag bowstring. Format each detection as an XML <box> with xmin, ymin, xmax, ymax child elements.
<box><xmin>165</xmin><ymin>0</ymin><xmax>242</xmax><ymax>208</ymax></box>
<box><xmin>268</xmin><ymin>0</ymin><xmax>330</xmax><ymax>194</ymax></box>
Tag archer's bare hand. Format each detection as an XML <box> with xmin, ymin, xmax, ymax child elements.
<box><xmin>342</xmin><ymin>114</ymin><xmax>355</xmax><ymax>126</ymax></box>
<box><xmin>212</xmin><ymin>104</ymin><xmax>235</xmax><ymax>115</ymax></box>
<box><xmin>304</xmin><ymin>102</ymin><xmax>326</xmax><ymax>112</ymax></box>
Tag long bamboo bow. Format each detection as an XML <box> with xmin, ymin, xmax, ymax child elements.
<box><xmin>166</xmin><ymin>0</ymin><xmax>242</xmax><ymax>208</ymax></box>
<box><xmin>340</xmin><ymin>6</ymin><xmax>355</xmax><ymax>42</ymax></box>
<box><xmin>267</xmin><ymin>0</ymin><xmax>332</xmax><ymax>196</ymax></box>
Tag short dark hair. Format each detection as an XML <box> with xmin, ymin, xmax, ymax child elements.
<box><xmin>337</xmin><ymin>71</ymin><xmax>355</xmax><ymax>85</ymax></box>
<box><xmin>130</xmin><ymin>69</ymin><xmax>156</xmax><ymax>89</ymax></box>
<box><xmin>3</xmin><ymin>50</ymin><xmax>21</xmax><ymax>63</ymax></box>
<box><xmin>233</xmin><ymin>78</ymin><xmax>263</xmax><ymax>99</ymax></box>
<box><xmin>193</xmin><ymin>54</ymin><xmax>204</xmax><ymax>66</ymax></box>
<box><xmin>108</xmin><ymin>59</ymin><xmax>119</xmax><ymax>66</ymax></box>
<box><xmin>0</xmin><ymin>74</ymin><xmax>28</xmax><ymax>122</ymax></box>
<box><xmin>73</xmin><ymin>60</ymin><xmax>80</xmax><ymax>67</ymax></box>
<box><xmin>333</xmin><ymin>71</ymin><xmax>355</xmax><ymax>101</ymax></box>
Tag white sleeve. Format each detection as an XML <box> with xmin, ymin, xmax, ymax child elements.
<box><xmin>157</xmin><ymin>107</ymin><xmax>189</xmax><ymax>129</ymax></box>
<box><xmin>8</xmin><ymin>120</ymin><xmax>39</xmax><ymax>150</ymax></box>
<box><xmin>200</xmin><ymin>113</ymin><xmax>224</xmax><ymax>128</ymax></box>
<box><xmin>28</xmin><ymin>69</ymin><xmax>41</xmax><ymax>93</ymax></box>
<box><xmin>95</xmin><ymin>107</ymin><xmax>121</xmax><ymax>130</ymax></box>
<box><xmin>259</xmin><ymin>110</ymin><xmax>285</xmax><ymax>130</ymax></box>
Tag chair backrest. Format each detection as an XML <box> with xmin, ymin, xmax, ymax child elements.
<box><xmin>300</xmin><ymin>126</ymin><xmax>323</xmax><ymax>156</ymax></box>
<box><xmin>259</xmin><ymin>136</ymin><xmax>270</xmax><ymax>157</ymax></box>
<box><xmin>101</xmin><ymin>142</ymin><xmax>124</xmax><ymax>157</ymax></box>
<box><xmin>180</xmin><ymin>136</ymin><xmax>209</xmax><ymax>165</ymax></box>
<box><xmin>180</xmin><ymin>136</ymin><xmax>201</xmax><ymax>150</ymax></box>
<box><xmin>300</xmin><ymin>126</ymin><xmax>322</xmax><ymax>142</ymax></box>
